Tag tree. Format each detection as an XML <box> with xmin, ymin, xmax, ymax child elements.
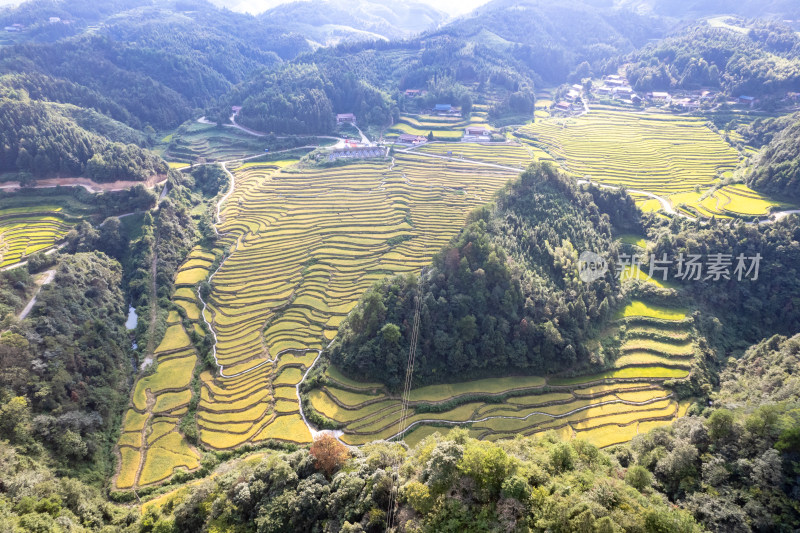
<box><xmin>0</xmin><ymin>396</ymin><xmax>31</xmax><ymax>443</ymax></box>
<box><xmin>549</xmin><ymin>442</ymin><xmax>576</xmax><ymax>474</ymax></box>
<box><xmin>625</xmin><ymin>465</ymin><xmax>653</xmax><ymax>491</ymax></box>
<box><xmin>309</xmin><ymin>434</ymin><xmax>350</xmax><ymax>477</ymax></box>
<box><xmin>458</xmin><ymin>441</ymin><xmax>517</xmax><ymax>498</ymax></box>
<box><xmin>707</xmin><ymin>409</ymin><xmax>734</xmax><ymax>441</ymax></box>
<box><xmin>427</xmin><ymin>131</ymin><xmax>434</xmax><ymax>142</ymax></box>
<box><xmin>402</xmin><ymin>481</ymin><xmax>434</xmax><ymax>514</ymax></box>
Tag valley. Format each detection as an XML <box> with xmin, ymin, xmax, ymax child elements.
<box><xmin>1</xmin><ymin>0</ymin><xmax>800</xmax><ymax>531</ymax></box>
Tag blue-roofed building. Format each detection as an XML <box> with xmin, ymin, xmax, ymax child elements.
<box><xmin>434</xmin><ymin>104</ymin><xmax>451</xmax><ymax>112</ymax></box>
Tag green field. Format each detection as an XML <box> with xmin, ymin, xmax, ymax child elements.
<box><xmin>157</xmin><ymin>121</ymin><xmax>329</xmax><ymax>163</ymax></box>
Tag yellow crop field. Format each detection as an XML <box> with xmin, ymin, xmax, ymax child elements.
<box><xmin>387</xmin><ymin>114</ymin><xmax>490</xmax><ymax>141</ymax></box>
<box><xmin>617</xmin><ymin>300</ymin><xmax>687</xmax><ymax>321</ymax></box>
<box><xmin>154</xmin><ymin>325</ymin><xmax>192</xmax><ymax>353</ymax></box>
<box><xmin>117</xmin><ymin>431</ymin><xmax>142</xmax><ymax>448</ymax></box>
<box><xmin>114</xmin><ymin>246</ymin><xmax>214</xmax><ymax>489</ymax></box>
<box><xmin>574</xmin><ymin>423</ymin><xmax>640</xmax><ymax>448</ymax></box>
<box><xmin>0</xmin><ymin>209</ymin><xmax>75</xmax><ymax>268</ymax></box>
<box><xmin>115</xmin><ymin>448</ymin><xmax>141</xmax><ymax>490</ymax></box>
<box><xmin>132</xmin><ymin>356</ymin><xmax>196</xmax><ymax>409</ymax></box>
<box><xmin>113</xmin><ymin>142</ymin><xmax>703</xmax><ymax>490</ymax></box>
<box><xmin>668</xmin><ymin>184</ymin><xmax>787</xmax><ymax>218</ymax></box>
<box><xmin>122</xmin><ymin>410</ymin><xmax>148</xmax><ymax>432</ymax></box>
<box><xmin>325</xmin><ymin>386</ymin><xmax>383</xmax><ymax>406</ymax></box>
<box><xmin>177</xmin><ymin>154</ymin><xmax>518</xmax><ymax>453</ymax></box>
<box><xmin>139</xmin><ymin>445</ymin><xmax>201</xmax><ymax>486</ymax></box>
<box><xmin>413</xmin><ymin>142</ymin><xmax>533</xmax><ymax>167</ymax></box>
<box><xmin>712</xmin><ymin>184</ymin><xmax>789</xmax><ymax>215</ymax></box>
<box><xmin>517</xmin><ymin>109</ymin><xmax>740</xmax><ymax>196</ymax></box>
<box><xmin>324</xmin><ymin>365</ymin><xmax>384</xmax><ymax>390</ymax></box>
<box><xmin>152</xmin><ymin>390</ymin><xmax>193</xmax><ymax>413</ymax></box>
<box><xmin>252</xmin><ymin>414</ymin><xmax>312</xmax><ymax>444</ymax></box>
<box><xmin>407</xmin><ymin>375</ymin><xmax>547</xmax><ymax>402</ymax></box>
<box><xmin>174</xmin><ymin>267</ymin><xmax>210</xmax><ymax>286</ymax></box>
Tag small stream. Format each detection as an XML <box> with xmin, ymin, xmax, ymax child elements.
<box><xmin>126</xmin><ymin>305</ymin><xmax>139</xmax><ymax>355</ymax></box>
<box><xmin>125</xmin><ymin>305</ymin><xmax>138</xmax><ymax>330</ymax></box>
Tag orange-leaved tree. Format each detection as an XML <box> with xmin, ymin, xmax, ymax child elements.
<box><xmin>309</xmin><ymin>434</ymin><xmax>350</xmax><ymax>477</ymax></box>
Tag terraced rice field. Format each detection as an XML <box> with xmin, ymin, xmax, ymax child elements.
<box><xmin>517</xmin><ymin>109</ymin><xmax>741</xmax><ymax>196</ymax></box>
<box><xmin>158</xmin><ymin>122</ymin><xmax>324</xmax><ymax>163</ymax></box>
<box><xmin>670</xmin><ymin>184</ymin><xmax>790</xmax><ymax>218</ymax></box>
<box><xmin>306</xmin><ymin>282</ymin><xmax>695</xmax><ymax>447</ymax></box>
<box><xmin>158</xmin><ymin>122</ymin><xmax>270</xmax><ymax>163</ymax></box>
<box><xmin>614</xmin><ymin>302</ymin><xmax>694</xmax><ymax>374</ymax></box>
<box><xmin>0</xmin><ymin>211</ymin><xmax>72</xmax><ymax>267</ymax></box>
<box><xmin>387</xmin><ymin>113</ymin><xmax>491</xmax><ymax>141</ymax></box>
<box><xmin>0</xmin><ymin>205</ymin><xmax>81</xmax><ymax>267</ymax></box>
<box><xmin>196</xmin><ymin>154</ymin><xmax>515</xmax><ymax>445</ymax></box>
<box><xmin>114</xmin><ymin>152</ymin><xmax>518</xmax><ymax>488</ymax></box>
<box><xmin>315</xmin><ymin>357</ymin><xmax>688</xmax><ymax>447</ymax></box>
<box><xmin>115</xmin><ymin>247</ymin><xmax>220</xmax><ymax>489</ymax></box>
<box><xmin>116</xmin><ymin>319</ymin><xmax>203</xmax><ymax>488</ymax></box>
<box><xmin>116</xmin><ymin>141</ymin><xmax>703</xmax><ymax>488</ymax></box>
<box><xmin>412</xmin><ymin>142</ymin><xmax>535</xmax><ymax>167</ymax></box>
<box><xmin>310</xmin><ymin>293</ymin><xmax>693</xmax><ymax>448</ymax></box>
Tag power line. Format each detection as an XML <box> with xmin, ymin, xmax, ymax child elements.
<box><xmin>386</xmin><ymin>281</ymin><xmax>423</xmax><ymax>531</ymax></box>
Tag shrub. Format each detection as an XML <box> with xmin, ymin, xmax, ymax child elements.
<box><xmin>625</xmin><ymin>465</ymin><xmax>653</xmax><ymax>491</ymax></box>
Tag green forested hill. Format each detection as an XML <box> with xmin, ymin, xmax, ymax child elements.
<box><xmin>228</xmin><ymin>0</ymin><xmax>675</xmax><ymax>133</ymax></box>
<box><xmin>0</xmin><ymin>253</ymin><xmax>131</xmax><ymax>478</ymax></box>
<box><xmin>437</xmin><ymin>0</ymin><xmax>667</xmax><ymax>82</ymax></box>
<box><xmin>0</xmin><ymin>92</ymin><xmax>166</xmax><ymax>181</ymax></box>
<box><xmin>747</xmin><ymin>117</ymin><xmax>800</xmax><ymax>201</ymax></box>
<box><xmin>329</xmin><ymin>162</ymin><xmax>627</xmax><ymax>389</ymax></box>
<box><xmin>648</xmin><ymin>214</ymin><xmax>800</xmax><ymax>343</ymax></box>
<box><xmin>624</xmin><ymin>22</ymin><xmax>800</xmax><ymax>96</ymax></box>
<box><xmin>616</xmin><ymin>0</ymin><xmax>800</xmax><ymax>19</ymax></box>
<box><xmin>0</xmin><ymin>0</ymin><xmax>305</xmax><ymax>130</ymax></box>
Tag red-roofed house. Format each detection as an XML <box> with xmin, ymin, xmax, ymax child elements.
<box><xmin>397</xmin><ymin>134</ymin><xmax>426</xmax><ymax>145</ymax></box>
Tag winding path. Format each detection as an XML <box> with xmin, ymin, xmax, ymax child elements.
<box><xmin>18</xmin><ymin>269</ymin><xmax>55</xmax><ymax>320</ymax></box>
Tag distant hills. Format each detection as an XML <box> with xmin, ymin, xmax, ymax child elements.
<box><xmin>616</xmin><ymin>0</ymin><xmax>800</xmax><ymax>19</ymax></box>
<box><xmin>257</xmin><ymin>0</ymin><xmax>447</xmax><ymax>45</ymax></box>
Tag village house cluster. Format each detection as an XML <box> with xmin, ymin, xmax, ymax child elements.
<box><xmin>4</xmin><ymin>16</ymin><xmax>71</xmax><ymax>32</ymax></box>
<box><xmin>552</xmin><ymin>73</ymin><xmax>799</xmax><ymax>115</ymax></box>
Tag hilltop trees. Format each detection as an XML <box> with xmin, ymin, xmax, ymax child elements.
<box><xmin>329</xmin><ymin>162</ymin><xmax>624</xmax><ymax>389</ymax></box>
<box><xmin>309</xmin><ymin>434</ymin><xmax>350</xmax><ymax>477</ymax></box>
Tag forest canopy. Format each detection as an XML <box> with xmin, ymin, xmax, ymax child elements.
<box><xmin>0</xmin><ymin>91</ymin><xmax>166</xmax><ymax>181</ymax></box>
